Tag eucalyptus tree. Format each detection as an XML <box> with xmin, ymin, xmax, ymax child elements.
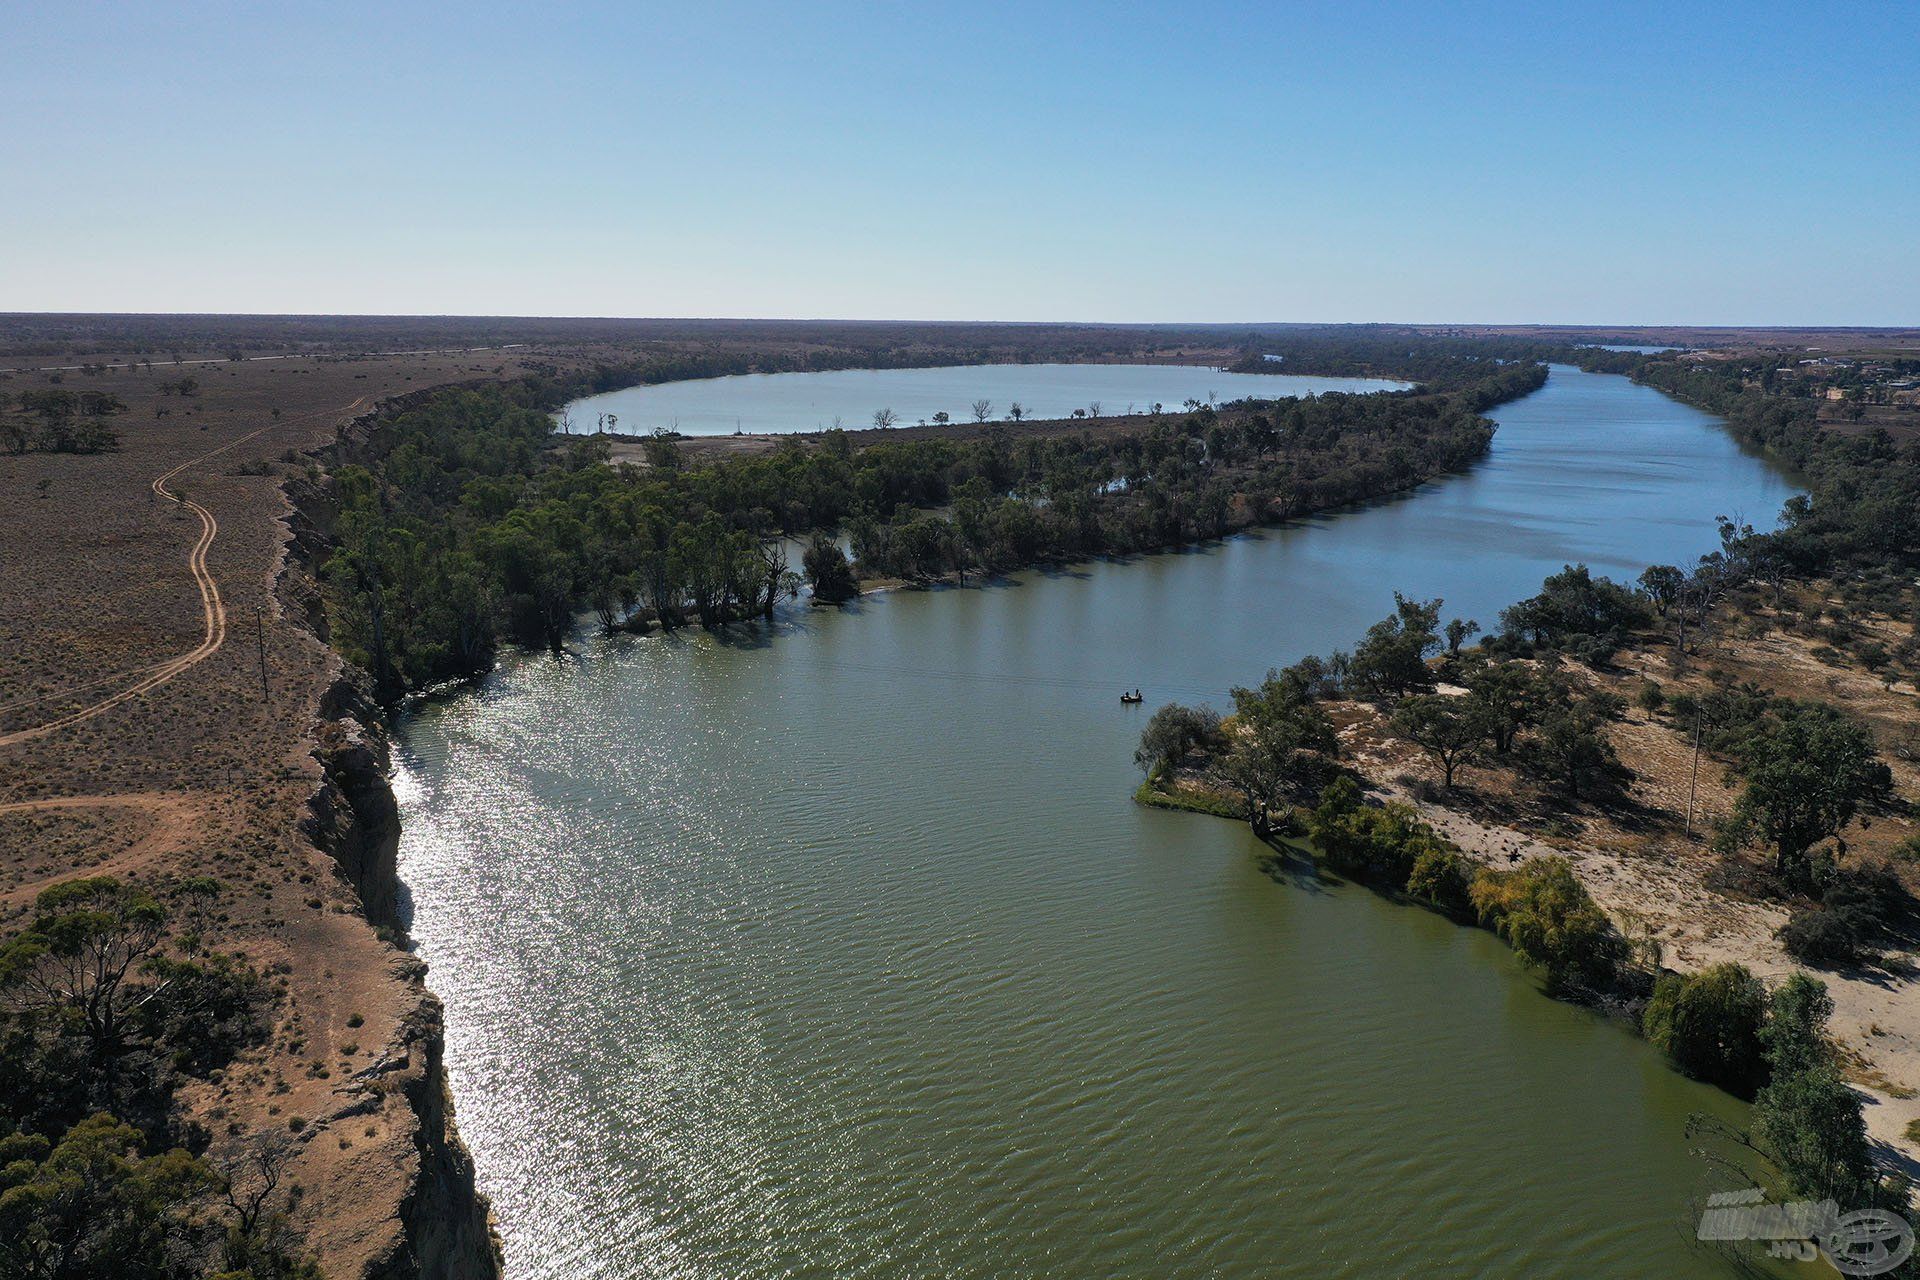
<box><xmin>1391</xmin><ymin>694</ymin><xmax>1491</xmax><ymax>789</ymax></box>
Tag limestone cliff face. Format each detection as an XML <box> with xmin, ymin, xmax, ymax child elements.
<box><xmin>297</xmin><ymin>703</ymin><xmax>502</xmax><ymax>1280</ymax></box>
<box><xmin>284</xmin><ymin>404</ymin><xmax>503</xmax><ymax>1280</ymax></box>
<box><xmin>305</xmin><ymin>681</ymin><xmax>404</xmax><ymax>928</ymax></box>
<box><xmin>362</xmin><ymin>986</ymin><xmax>502</xmax><ymax>1280</ymax></box>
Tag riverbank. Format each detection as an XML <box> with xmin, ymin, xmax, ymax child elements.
<box><xmin>389</xmin><ymin>359</ymin><xmax>1815</xmax><ymax>1278</ymax></box>
<box><xmin>1</xmin><ymin>325</ymin><xmax>1826</xmax><ymax>1276</ymax></box>
<box><xmin>328</xmin><ymin>357</ymin><xmax>1540</xmax><ymax>697</ymax></box>
<box><xmin>0</xmin><ymin>345</ymin><xmax>567</xmax><ymax>1276</ymax></box>
<box><xmin>1139</xmin><ymin>588</ymin><xmax>1920</xmax><ymax>1171</ymax></box>
<box><xmin>1381</xmin><ymin>607</ymin><xmax>1920</xmax><ymax>1168</ymax></box>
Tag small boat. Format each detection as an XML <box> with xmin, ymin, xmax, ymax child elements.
<box><xmin>1120</xmin><ymin>690</ymin><xmax>1144</xmax><ymax>705</ymax></box>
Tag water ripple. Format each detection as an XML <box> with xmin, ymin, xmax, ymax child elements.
<box><xmin>398</xmin><ymin>367</ymin><xmax>1794</xmax><ymax>1279</ymax></box>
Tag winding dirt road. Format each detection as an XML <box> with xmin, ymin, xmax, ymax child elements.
<box><xmin>0</xmin><ymin>396</ymin><xmax>371</xmax><ymax>748</ymax></box>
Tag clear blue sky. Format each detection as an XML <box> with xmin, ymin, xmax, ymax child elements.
<box><xmin>4</xmin><ymin>0</ymin><xmax>1914</xmax><ymax>324</ymax></box>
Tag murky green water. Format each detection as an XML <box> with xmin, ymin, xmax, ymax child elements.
<box><xmin>396</xmin><ymin>366</ymin><xmax>1798</xmax><ymax>1278</ymax></box>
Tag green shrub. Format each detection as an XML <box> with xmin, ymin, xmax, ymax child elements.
<box><xmin>1404</xmin><ymin>846</ymin><xmax>1475</xmax><ymax>916</ymax></box>
<box><xmin>1308</xmin><ymin>779</ymin><xmax>1449</xmax><ymax>888</ymax></box>
<box><xmin>1777</xmin><ymin>906</ymin><xmax>1873</xmax><ymax>967</ymax></box>
<box><xmin>1634</xmin><ymin>680</ymin><xmax>1665</xmax><ymax>713</ymax></box>
<box><xmin>1469</xmin><ymin>857</ymin><xmax>1625</xmax><ymax>993</ymax></box>
<box><xmin>1643</xmin><ymin>962</ymin><xmax>1767</xmax><ymax>1096</ymax></box>
<box><xmin>1776</xmin><ymin>863</ymin><xmax>1909</xmax><ymax>967</ymax></box>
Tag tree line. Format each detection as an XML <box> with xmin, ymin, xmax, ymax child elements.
<box><xmin>1633</xmin><ymin>355</ymin><xmax>1920</xmax><ymax>579</ymax></box>
<box><xmin>1229</xmin><ymin>332</ymin><xmax>1658</xmax><ymax>383</ymax></box>
<box><xmin>321</xmin><ymin>356</ymin><xmax>1546</xmax><ymax>700</ymax></box>
<box><xmin>0</xmin><ymin>388</ymin><xmax>125</xmax><ymax>454</ymax></box>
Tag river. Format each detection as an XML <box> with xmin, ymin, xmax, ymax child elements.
<box><xmin>557</xmin><ymin>362</ymin><xmax>1406</xmax><ymax>436</ymax></box>
<box><xmin>394</xmin><ymin>365</ymin><xmax>1798</xmax><ymax>1278</ymax></box>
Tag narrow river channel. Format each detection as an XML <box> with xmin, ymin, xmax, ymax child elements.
<box><xmin>395</xmin><ymin>365</ymin><xmax>1798</xmax><ymax>1278</ymax></box>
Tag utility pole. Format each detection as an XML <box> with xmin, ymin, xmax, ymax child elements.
<box><xmin>1684</xmin><ymin>706</ymin><xmax>1703</xmax><ymax>839</ymax></box>
<box><xmin>255</xmin><ymin>606</ymin><xmax>270</xmax><ymax>703</ymax></box>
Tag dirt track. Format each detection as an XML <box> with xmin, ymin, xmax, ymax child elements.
<box><xmin>0</xmin><ymin>341</ymin><xmax>574</xmax><ymax>1277</ymax></box>
<box><xmin>0</xmin><ymin>791</ymin><xmax>206</xmax><ymax>909</ymax></box>
<box><xmin>0</xmin><ymin>396</ymin><xmax>369</xmax><ymax>748</ymax></box>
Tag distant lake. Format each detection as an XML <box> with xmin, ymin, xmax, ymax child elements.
<box><xmin>1582</xmin><ymin>343</ymin><xmax>1684</xmax><ymax>354</ymax></box>
<box><xmin>560</xmin><ymin>363</ymin><xmax>1408</xmax><ymax>436</ymax></box>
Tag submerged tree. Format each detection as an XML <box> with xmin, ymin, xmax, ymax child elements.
<box><xmin>802</xmin><ymin>535</ymin><xmax>860</xmax><ymax>604</ymax></box>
